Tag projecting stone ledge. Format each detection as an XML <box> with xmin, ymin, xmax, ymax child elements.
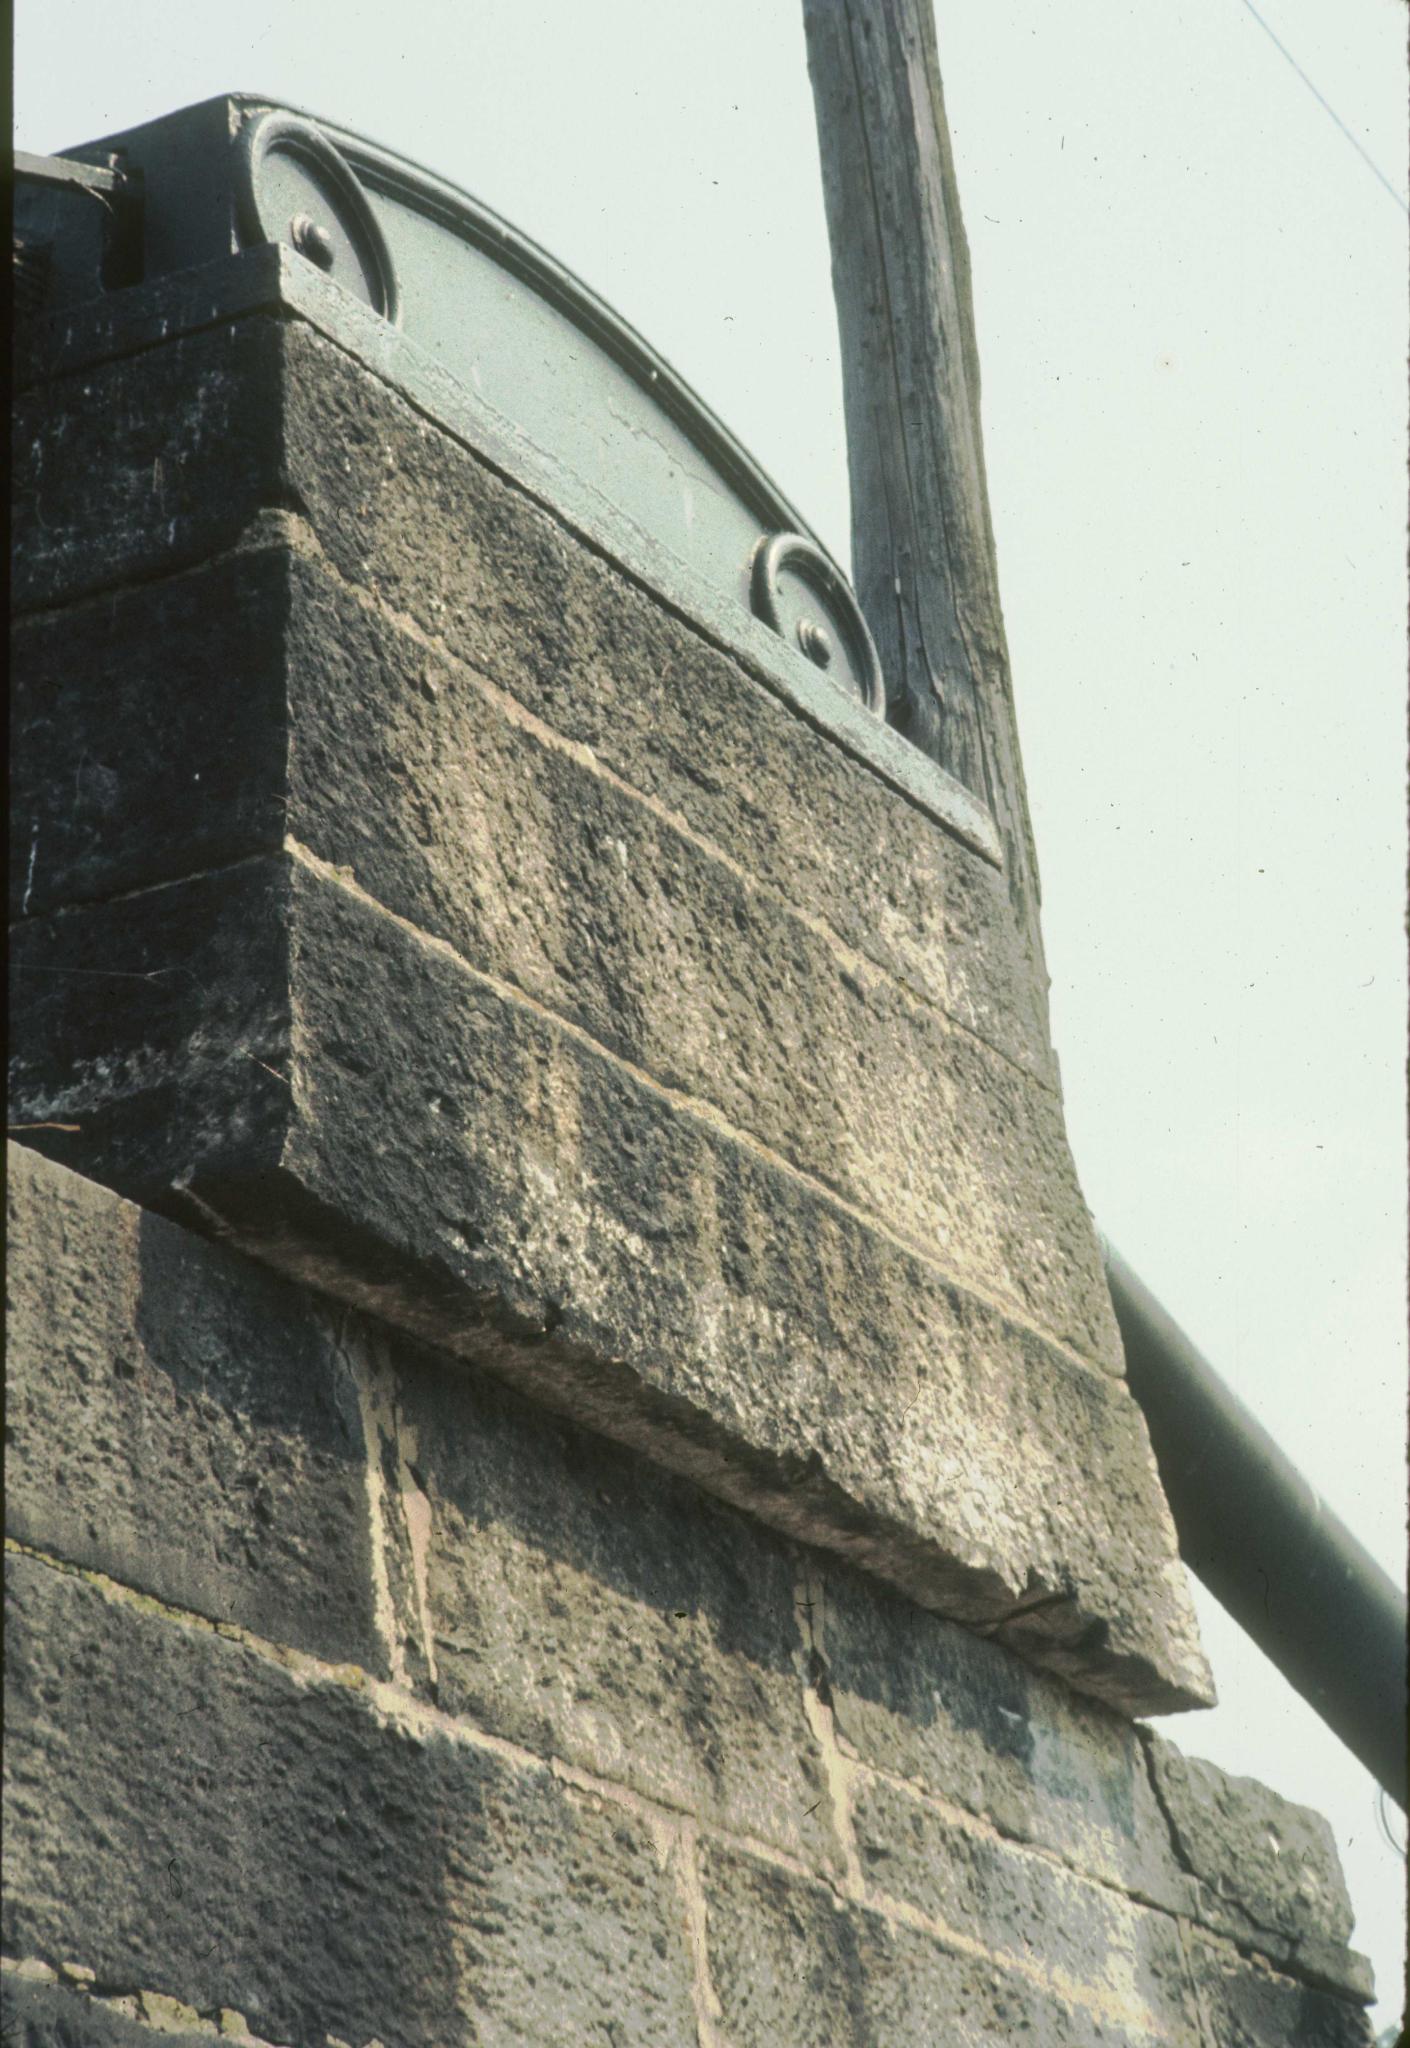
<box><xmin>11</xmin><ymin>848</ymin><xmax>1210</xmax><ymax>1717</ymax></box>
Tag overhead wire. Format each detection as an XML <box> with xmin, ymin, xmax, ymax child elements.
<box><xmin>1236</xmin><ymin>0</ymin><xmax>1408</xmax><ymax>219</ymax></box>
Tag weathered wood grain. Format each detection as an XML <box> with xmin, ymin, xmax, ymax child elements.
<box><xmin>803</xmin><ymin>0</ymin><xmax>1044</xmax><ymax>920</ymax></box>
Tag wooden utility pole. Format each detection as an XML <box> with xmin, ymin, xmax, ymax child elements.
<box><xmin>802</xmin><ymin>0</ymin><xmax>1039</xmax><ymax>902</ymax></box>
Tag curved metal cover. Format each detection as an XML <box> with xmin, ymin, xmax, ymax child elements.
<box><xmin>242</xmin><ymin>99</ymin><xmax>884</xmax><ymax>716</ymax></box>
<box><xmin>40</xmin><ymin>94</ymin><xmax>998</xmax><ymax>854</ymax></box>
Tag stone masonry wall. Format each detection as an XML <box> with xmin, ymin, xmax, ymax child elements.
<box><xmin>9</xmin><ymin>235</ymin><xmax>1377</xmax><ymax>2047</ymax></box>
<box><xmin>11</xmin><ymin>304</ymin><xmax>1207</xmax><ymax>1717</ymax></box>
<box><xmin>5</xmin><ymin>1143</ymin><xmax>1375</xmax><ymax>2046</ymax></box>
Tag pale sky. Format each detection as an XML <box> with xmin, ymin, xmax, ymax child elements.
<box><xmin>17</xmin><ymin>0</ymin><xmax>1408</xmax><ymax>2023</ymax></box>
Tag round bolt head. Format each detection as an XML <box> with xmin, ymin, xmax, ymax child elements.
<box><xmin>797</xmin><ymin>618</ymin><xmax>834</xmax><ymax>669</ymax></box>
<box><xmin>289</xmin><ymin>213</ymin><xmax>336</xmax><ymax>271</ymax></box>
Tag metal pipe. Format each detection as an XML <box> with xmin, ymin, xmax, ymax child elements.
<box><xmin>1103</xmin><ymin>1240</ymin><xmax>1407</xmax><ymax>1809</ymax></box>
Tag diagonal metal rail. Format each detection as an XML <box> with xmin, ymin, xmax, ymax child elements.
<box><xmin>1105</xmin><ymin>1241</ymin><xmax>1407</xmax><ymax>1809</ymax></box>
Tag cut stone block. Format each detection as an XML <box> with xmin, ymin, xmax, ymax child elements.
<box><xmin>3</xmin><ymin>1550</ymin><xmax>699</xmax><ymax>2048</ymax></box>
<box><xmin>10</xmin><ymin>853</ymin><xmax>1209</xmax><ymax>1715</ymax></box>
<box><xmin>5</xmin><ymin>1143</ymin><xmax>382</xmax><ymax>1673</ymax></box>
<box><xmin>12</xmin><ymin>274</ymin><xmax>1209</xmax><ymax>1722</ymax></box>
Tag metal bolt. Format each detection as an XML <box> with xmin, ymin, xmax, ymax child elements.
<box><xmin>797</xmin><ymin>618</ymin><xmax>834</xmax><ymax>669</ymax></box>
<box><xmin>289</xmin><ymin>214</ymin><xmax>336</xmax><ymax>271</ymax></box>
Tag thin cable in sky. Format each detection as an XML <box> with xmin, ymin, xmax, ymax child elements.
<box><xmin>1236</xmin><ymin>0</ymin><xmax>1409</xmax><ymax>218</ymax></box>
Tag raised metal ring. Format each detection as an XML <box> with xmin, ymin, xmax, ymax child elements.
<box><xmin>749</xmin><ymin>532</ymin><xmax>885</xmax><ymax>717</ymax></box>
<box><xmin>234</xmin><ymin>110</ymin><xmax>401</xmax><ymax>326</ymax></box>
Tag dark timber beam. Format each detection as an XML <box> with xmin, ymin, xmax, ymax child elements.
<box><xmin>802</xmin><ymin>0</ymin><xmax>1014</xmax><ymax>813</ymax></box>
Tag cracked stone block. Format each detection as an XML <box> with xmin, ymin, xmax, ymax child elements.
<box><xmin>1144</xmin><ymin>1734</ymin><xmax>1373</xmax><ymax>2003</ymax></box>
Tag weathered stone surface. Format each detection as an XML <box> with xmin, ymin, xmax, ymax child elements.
<box><xmin>4</xmin><ymin>1550</ymin><xmax>700</xmax><ymax>2048</ymax></box>
<box><xmin>1144</xmin><ymin>1735</ymin><xmax>1373</xmax><ymax>2002</ymax></box>
<box><xmin>1</xmin><ymin>1970</ymin><xmax>228</xmax><ymax>2048</ymax></box>
<box><xmin>5</xmin><ymin>1143</ymin><xmax>381</xmax><ymax>1672</ymax></box>
<box><xmin>279</xmin><ymin>318</ymin><xmax>1058</xmax><ymax>1078</ymax></box>
<box><xmin>389</xmin><ymin>1339</ymin><xmax>835</xmax><ymax>1866</ymax></box>
<box><xmin>0</xmin><ymin>1968</ymin><xmax>268</xmax><ymax>2047</ymax></box>
<box><xmin>278</xmin><ymin>549</ymin><xmax>1115</xmax><ymax>1364</ymax></box>
<box><xmin>10</xmin><ymin>545</ymin><xmax>290</xmax><ymax>921</ymax></box>
<box><xmin>12</xmin><ymin>211</ymin><xmax>1378</xmax><ymax>2048</ymax></box>
<box><xmin>825</xmin><ymin>1567</ymin><xmax>1375</xmax><ymax>2011</ymax></box>
<box><xmin>8</xmin><ymin>857</ymin><xmax>291</xmax><ymax>1194</ymax></box>
<box><xmin>704</xmin><ymin>1839</ymin><xmax>1372</xmax><ymax>2044</ymax></box>
<box><xmin>821</xmin><ymin>1561</ymin><xmax>1198</xmax><ymax>1908</ymax></box>
<box><xmin>850</xmin><ymin>1774</ymin><xmax>1199</xmax><ymax>2039</ymax></box>
<box><xmin>12</xmin><ymin>313</ymin><xmax>1055</xmax><ymax>1087</ymax></box>
<box><xmin>10</xmin><ymin>536</ymin><xmax>1114</xmax><ymax>1365</ymax></box>
<box><xmin>1184</xmin><ymin>1931</ymin><xmax>1374</xmax><ymax>2047</ymax></box>
<box><xmin>8</xmin><ymin>852</ymin><xmax>1210</xmax><ymax>1714</ymax></box>
<box><xmin>4</xmin><ymin>1139</ymin><xmax>1373</xmax><ymax>2037</ymax></box>
<box><xmin>13</xmin><ymin>319</ymin><xmax>282</xmax><ymax>614</ymax></box>
<box><xmin>699</xmin><ymin>1840</ymin><xmax>1124</xmax><ymax>2046</ymax></box>
<box><xmin>10</xmin><ymin>301</ymin><xmax>1215</xmax><ymax>1708</ymax></box>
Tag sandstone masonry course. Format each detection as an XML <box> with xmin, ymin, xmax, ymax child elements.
<box><xmin>4</xmin><ymin>1146</ymin><xmax>1375</xmax><ymax>2044</ymax></box>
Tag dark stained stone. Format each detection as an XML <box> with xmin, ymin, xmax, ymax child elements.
<box><xmin>6</xmin><ymin>1143</ymin><xmax>381</xmax><ymax>1673</ymax></box>
<box><xmin>4</xmin><ymin>1550</ymin><xmax>699</xmax><ymax>2048</ymax></box>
